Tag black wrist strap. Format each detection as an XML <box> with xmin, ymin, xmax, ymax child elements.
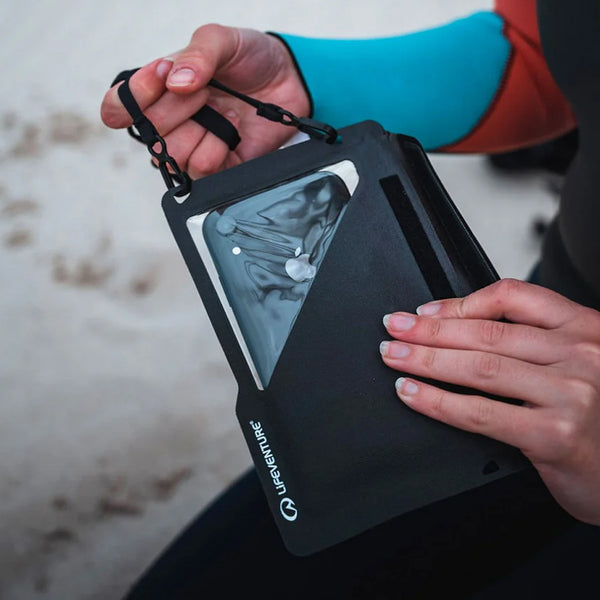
<box><xmin>205</xmin><ymin>78</ymin><xmax>337</xmax><ymax>143</ymax></box>
<box><xmin>110</xmin><ymin>68</ymin><xmax>338</xmax><ymax>195</ymax></box>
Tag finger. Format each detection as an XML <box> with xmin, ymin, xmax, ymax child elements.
<box><xmin>416</xmin><ymin>279</ymin><xmax>581</xmax><ymax>329</ymax></box>
<box><xmin>383</xmin><ymin>312</ymin><xmax>562</xmax><ymax>365</ymax></box>
<box><xmin>186</xmin><ymin>109</ymin><xmax>240</xmax><ymax>178</ymax></box>
<box><xmin>152</xmin><ymin>120</ymin><xmax>208</xmax><ymax>173</ymax></box>
<box><xmin>187</xmin><ymin>133</ymin><xmax>230</xmax><ymax>179</ymax></box>
<box><xmin>142</xmin><ymin>87</ymin><xmax>211</xmax><ymax>137</ymax></box>
<box><xmin>103</xmin><ymin>58</ymin><xmax>212</xmax><ymax>136</ymax></box>
<box><xmin>166</xmin><ymin>24</ymin><xmax>240</xmax><ymax>94</ymax></box>
<box><xmin>393</xmin><ymin>377</ymin><xmax>542</xmax><ymax>453</ymax></box>
<box><xmin>101</xmin><ymin>58</ymin><xmax>172</xmax><ymax>128</ymax></box>
<box><xmin>379</xmin><ymin>341</ymin><xmax>566</xmax><ymax>407</ymax></box>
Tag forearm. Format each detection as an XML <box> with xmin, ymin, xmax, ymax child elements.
<box><xmin>274</xmin><ymin>0</ymin><xmax>575</xmax><ymax>153</ymax></box>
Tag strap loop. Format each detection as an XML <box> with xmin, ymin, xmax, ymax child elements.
<box><xmin>190</xmin><ymin>105</ymin><xmax>241</xmax><ymax>150</ymax></box>
<box><xmin>112</xmin><ymin>70</ymin><xmax>191</xmax><ymax>195</ymax></box>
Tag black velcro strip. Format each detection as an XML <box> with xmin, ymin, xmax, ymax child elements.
<box><xmin>380</xmin><ymin>175</ymin><xmax>454</xmax><ymax>300</ymax></box>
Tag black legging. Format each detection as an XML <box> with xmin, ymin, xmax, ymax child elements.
<box><xmin>123</xmin><ymin>467</ymin><xmax>599</xmax><ymax>599</ymax></box>
<box><xmin>123</xmin><ymin>2</ymin><xmax>600</xmax><ymax>597</ymax></box>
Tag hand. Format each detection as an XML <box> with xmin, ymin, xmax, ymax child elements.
<box><xmin>379</xmin><ymin>278</ymin><xmax>600</xmax><ymax>525</ymax></box>
<box><xmin>100</xmin><ymin>25</ymin><xmax>310</xmax><ymax>178</ymax></box>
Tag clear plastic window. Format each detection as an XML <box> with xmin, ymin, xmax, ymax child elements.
<box><xmin>187</xmin><ymin>160</ymin><xmax>359</xmax><ymax>389</ymax></box>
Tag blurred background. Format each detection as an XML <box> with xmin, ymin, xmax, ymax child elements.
<box><xmin>0</xmin><ymin>1</ymin><xmax>562</xmax><ymax>598</ymax></box>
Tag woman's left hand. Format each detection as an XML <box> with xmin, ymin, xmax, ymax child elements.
<box><xmin>380</xmin><ymin>278</ymin><xmax>600</xmax><ymax>525</ymax></box>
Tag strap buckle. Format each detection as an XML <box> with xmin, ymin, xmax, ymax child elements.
<box><xmin>145</xmin><ymin>132</ymin><xmax>191</xmax><ymax>195</ymax></box>
<box><xmin>130</xmin><ymin>123</ymin><xmax>191</xmax><ymax>195</ymax></box>
<box><xmin>255</xmin><ymin>103</ymin><xmax>338</xmax><ymax>144</ymax></box>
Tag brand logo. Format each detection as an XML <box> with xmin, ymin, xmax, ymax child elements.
<box><xmin>249</xmin><ymin>420</ymin><xmax>298</xmax><ymax>523</ymax></box>
<box><xmin>279</xmin><ymin>497</ymin><xmax>298</xmax><ymax>521</ymax></box>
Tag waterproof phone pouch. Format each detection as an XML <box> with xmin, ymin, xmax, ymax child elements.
<box><xmin>160</xmin><ymin>120</ymin><xmax>530</xmax><ymax>556</ymax></box>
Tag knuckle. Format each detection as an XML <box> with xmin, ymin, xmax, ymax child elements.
<box><xmin>480</xmin><ymin>319</ymin><xmax>506</xmax><ymax>347</ymax></box>
<box><xmin>430</xmin><ymin>388</ymin><xmax>447</xmax><ymax>419</ymax></box>
<box><xmin>455</xmin><ymin>296</ymin><xmax>468</xmax><ymax>319</ymax></box>
<box><xmin>421</xmin><ymin>347</ymin><xmax>437</xmax><ymax>371</ymax></box>
<box><xmin>424</xmin><ymin>317</ymin><xmax>442</xmax><ymax>340</ymax></box>
<box><xmin>472</xmin><ymin>353</ymin><xmax>502</xmax><ymax>380</ymax></box>
<box><xmin>496</xmin><ymin>277</ymin><xmax>522</xmax><ymax>296</ymax></box>
<box><xmin>193</xmin><ymin>22</ymin><xmax>226</xmax><ymax>39</ymax></box>
<box><xmin>550</xmin><ymin>418</ymin><xmax>579</xmax><ymax>456</ymax></box>
<box><xmin>146</xmin><ymin>106</ymin><xmax>169</xmax><ymax>135</ymax></box>
<box><xmin>132</xmin><ymin>70</ymin><xmax>154</xmax><ymax>97</ymax></box>
<box><xmin>189</xmin><ymin>153</ymin><xmax>222</xmax><ymax>177</ymax></box>
<box><xmin>468</xmin><ymin>398</ymin><xmax>493</xmax><ymax>429</ymax></box>
<box><xmin>567</xmin><ymin>378</ymin><xmax>597</xmax><ymax>414</ymax></box>
<box><xmin>490</xmin><ymin>278</ymin><xmax>521</xmax><ymax>308</ymax></box>
<box><xmin>196</xmin><ymin>22</ymin><xmax>228</xmax><ymax>35</ymax></box>
<box><xmin>575</xmin><ymin>341</ymin><xmax>600</xmax><ymax>369</ymax></box>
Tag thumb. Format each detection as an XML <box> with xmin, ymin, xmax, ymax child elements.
<box><xmin>166</xmin><ymin>24</ymin><xmax>239</xmax><ymax>94</ymax></box>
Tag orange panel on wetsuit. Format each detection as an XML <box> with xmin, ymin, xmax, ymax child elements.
<box><xmin>443</xmin><ymin>0</ymin><xmax>576</xmax><ymax>153</ymax></box>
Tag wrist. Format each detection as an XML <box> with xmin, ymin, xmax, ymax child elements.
<box><xmin>266</xmin><ymin>32</ymin><xmax>313</xmax><ymax>118</ymax></box>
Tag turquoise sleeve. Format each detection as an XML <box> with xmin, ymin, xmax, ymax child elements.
<box><xmin>276</xmin><ymin>12</ymin><xmax>510</xmax><ymax>151</ymax></box>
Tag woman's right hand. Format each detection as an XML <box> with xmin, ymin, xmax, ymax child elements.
<box><xmin>100</xmin><ymin>25</ymin><xmax>310</xmax><ymax>179</ymax></box>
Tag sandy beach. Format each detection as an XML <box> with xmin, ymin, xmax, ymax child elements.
<box><xmin>0</xmin><ymin>1</ymin><xmax>561</xmax><ymax>598</ymax></box>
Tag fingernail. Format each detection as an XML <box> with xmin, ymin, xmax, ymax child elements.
<box><xmin>395</xmin><ymin>377</ymin><xmax>419</xmax><ymax>396</ymax></box>
<box><xmin>416</xmin><ymin>302</ymin><xmax>441</xmax><ymax>316</ymax></box>
<box><xmin>168</xmin><ymin>68</ymin><xmax>195</xmax><ymax>86</ymax></box>
<box><xmin>380</xmin><ymin>342</ymin><xmax>410</xmax><ymax>358</ymax></box>
<box><xmin>224</xmin><ymin>109</ymin><xmax>237</xmax><ymax>120</ymax></box>
<box><xmin>156</xmin><ymin>59</ymin><xmax>174</xmax><ymax>79</ymax></box>
<box><xmin>383</xmin><ymin>313</ymin><xmax>415</xmax><ymax>331</ymax></box>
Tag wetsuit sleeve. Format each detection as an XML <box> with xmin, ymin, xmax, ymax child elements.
<box><xmin>273</xmin><ymin>0</ymin><xmax>575</xmax><ymax>153</ymax></box>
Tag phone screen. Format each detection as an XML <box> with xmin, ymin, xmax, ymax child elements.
<box><xmin>187</xmin><ymin>161</ymin><xmax>359</xmax><ymax>389</ymax></box>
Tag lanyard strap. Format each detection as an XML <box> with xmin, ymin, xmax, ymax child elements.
<box><xmin>111</xmin><ymin>69</ymin><xmax>338</xmax><ymax>196</ymax></box>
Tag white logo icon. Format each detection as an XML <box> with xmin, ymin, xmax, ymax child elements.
<box><xmin>280</xmin><ymin>497</ymin><xmax>298</xmax><ymax>521</ymax></box>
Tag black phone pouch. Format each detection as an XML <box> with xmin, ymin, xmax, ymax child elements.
<box><xmin>112</xmin><ymin>69</ymin><xmax>529</xmax><ymax>556</ymax></box>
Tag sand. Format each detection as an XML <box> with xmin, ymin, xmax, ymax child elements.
<box><xmin>0</xmin><ymin>1</ymin><xmax>560</xmax><ymax>598</ymax></box>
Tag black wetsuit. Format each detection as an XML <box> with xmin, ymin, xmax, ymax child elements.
<box><xmin>537</xmin><ymin>0</ymin><xmax>600</xmax><ymax>309</ymax></box>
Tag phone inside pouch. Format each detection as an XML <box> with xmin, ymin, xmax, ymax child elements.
<box><xmin>186</xmin><ymin>161</ymin><xmax>359</xmax><ymax>390</ymax></box>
